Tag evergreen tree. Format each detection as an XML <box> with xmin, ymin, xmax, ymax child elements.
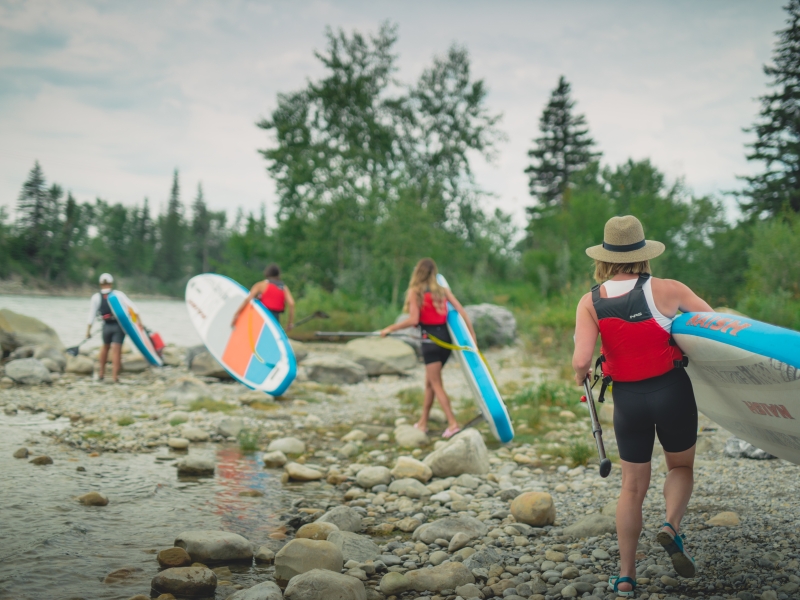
<box><xmin>741</xmin><ymin>0</ymin><xmax>800</xmax><ymax>216</ymax></box>
<box><xmin>155</xmin><ymin>170</ymin><xmax>185</xmax><ymax>282</ymax></box>
<box><xmin>525</xmin><ymin>76</ymin><xmax>599</xmax><ymax>212</ymax></box>
<box><xmin>15</xmin><ymin>161</ymin><xmax>49</xmax><ymax>261</ymax></box>
<box><xmin>191</xmin><ymin>183</ymin><xmax>211</xmax><ymax>273</ymax></box>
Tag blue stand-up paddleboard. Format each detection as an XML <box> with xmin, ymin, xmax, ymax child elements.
<box><xmin>437</xmin><ymin>274</ymin><xmax>514</xmax><ymax>443</ymax></box>
<box><xmin>107</xmin><ymin>291</ymin><xmax>164</xmax><ymax>367</ymax></box>
<box><xmin>185</xmin><ymin>274</ymin><xmax>296</xmax><ymax>396</ymax></box>
<box><xmin>673</xmin><ymin>312</ymin><xmax>800</xmax><ymax>465</ymax></box>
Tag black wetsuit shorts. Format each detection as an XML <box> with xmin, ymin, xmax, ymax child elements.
<box><xmin>421</xmin><ymin>324</ymin><xmax>451</xmax><ymax>366</ymax></box>
<box><xmin>612</xmin><ymin>368</ymin><xmax>698</xmax><ymax>463</ymax></box>
<box><xmin>102</xmin><ymin>321</ymin><xmax>125</xmax><ymax>345</ymax></box>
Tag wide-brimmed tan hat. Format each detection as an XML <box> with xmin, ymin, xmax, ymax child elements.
<box><xmin>585</xmin><ymin>215</ymin><xmax>664</xmax><ymax>263</ymax></box>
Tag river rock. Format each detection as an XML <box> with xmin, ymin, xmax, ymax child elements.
<box><xmin>121</xmin><ymin>355</ymin><xmax>149</xmax><ymax>373</ymax></box>
<box><xmin>103</xmin><ymin>567</ymin><xmax>142</xmax><ymax>583</ymax></box>
<box><xmin>227</xmin><ymin>581</ymin><xmax>283</xmax><ymax>600</ymax></box>
<box><xmin>164</xmin><ymin>377</ymin><xmax>213</xmax><ymax>406</ymax></box>
<box><xmin>464</xmin><ymin>304</ymin><xmax>516</xmax><ymax>346</ymax></box>
<box><xmin>262</xmin><ymin>450</ymin><xmax>287</xmax><ymax>468</ymax></box>
<box><xmin>316</xmin><ymin>505</ymin><xmax>363</xmax><ymax>532</ymax></box>
<box><xmin>0</xmin><ymin>308</ymin><xmax>63</xmax><ymax>352</ymax></box>
<box><xmin>463</xmin><ymin>547</ymin><xmax>502</xmax><ymax>570</ymax></box>
<box><xmin>255</xmin><ymin>546</ymin><xmax>275</xmax><ymax>563</ymax></box>
<box><xmin>65</xmin><ymin>354</ymin><xmax>94</xmax><ymax>375</ymax></box>
<box><xmin>394</xmin><ymin>424</ymin><xmax>429</xmax><ymax>449</ymax></box>
<box><xmin>174</xmin><ymin>530</ymin><xmax>253</xmax><ymax>562</ymax></box>
<box><xmin>395</xmin><ymin>517</ymin><xmax>422</xmax><ymax>532</ymax></box>
<box><xmin>34</xmin><ymin>345</ymin><xmax>66</xmax><ymax>370</ymax></box>
<box><xmin>423</xmin><ymin>429</ymin><xmax>489</xmax><ymax>477</ymax></box>
<box><xmin>413</xmin><ymin>516</ymin><xmax>488</xmax><ymax>544</ymax></box>
<box><xmin>511</xmin><ymin>492</ymin><xmax>556</xmax><ymax>526</ymax></box>
<box><xmin>327</xmin><ymin>531</ymin><xmax>380</xmax><ymax>562</ymax></box>
<box><xmin>190</xmin><ymin>350</ymin><xmax>231</xmax><ymax>379</ymax></box>
<box><xmin>0</xmin><ymin>377</ymin><xmax>14</xmax><ymax>389</ymax></box>
<box><xmin>78</xmin><ymin>491</ymin><xmax>109</xmax><ymax>506</ymax></box>
<box><xmin>274</xmin><ymin>539</ymin><xmax>343</xmax><ymax>583</ymax></box>
<box><xmin>342</xmin><ymin>428</ymin><xmax>369</xmax><ymax>442</ymax></box>
<box><xmin>158</xmin><ymin>547</ymin><xmax>192</xmax><ymax>568</ymax></box>
<box><xmin>391</xmin><ymin>456</ymin><xmax>432</xmax><ymax>482</ymax></box>
<box><xmin>13</xmin><ymin>447</ymin><xmax>28</xmax><ymax>459</ymax></box>
<box><xmin>284</xmin><ymin>569</ymin><xmax>366</xmax><ymax>600</ymax></box>
<box><xmin>168</xmin><ymin>437</ymin><xmax>190</xmax><ymax>450</ymax></box>
<box><xmin>180</xmin><ymin>426</ymin><xmax>210</xmax><ymax>442</ymax></box>
<box><xmin>5</xmin><ymin>358</ymin><xmax>52</xmax><ymax>385</ymax></box>
<box><xmin>296</xmin><ymin>522</ymin><xmax>339</xmax><ymax>540</ymax></box>
<box><xmin>217</xmin><ymin>417</ymin><xmax>244</xmax><ymax>438</ymax></box>
<box><xmin>448</xmin><ymin>531</ymin><xmax>471</xmax><ymax>552</ymax></box>
<box><xmin>707</xmin><ymin>511</ymin><xmax>741</xmax><ymax>527</ymax></box>
<box><xmin>344</xmin><ymin>337</ymin><xmax>417</xmax><ymax>375</ymax></box>
<box><xmin>724</xmin><ymin>436</ymin><xmax>776</xmax><ymax>460</ymax></box>
<box><xmin>388</xmin><ymin>477</ymin><xmax>431</xmax><ymax>499</ymax></box>
<box><xmin>30</xmin><ymin>455</ymin><xmax>53</xmax><ymax>465</ymax></box>
<box><xmin>176</xmin><ymin>456</ymin><xmax>215</xmax><ymax>476</ymax></box>
<box><xmin>284</xmin><ymin>462</ymin><xmax>324</xmax><ymax>481</ymax></box>
<box><xmin>151</xmin><ymin>566</ymin><xmax>216</xmax><ymax>597</ymax></box>
<box><xmin>355</xmin><ymin>466</ymin><xmax>391</xmax><ymax>488</ymax></box>
<box><xmin>303</xmin><ymin>354</ymin><xmax>367</xmax><ymax>385</ymax></box>
<box><xmin>380</xmin><ymin>562</ymin><xmax>474</xmax><ymax>594</ymax></box>
<box><xmin>563</xmin><ymin>514</ymin><xmax>616</xmax><ymax>537</ymax></box>
<box><xmin>268</xmin><ymin>437</ymin><xmax>306</xmax><ymax>454</ymax></box>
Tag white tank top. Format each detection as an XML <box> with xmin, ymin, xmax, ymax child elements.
<box><xmin>602</xmin><ymin>277</ymin><xmax>673</xmax><ymax>332</ymax></box>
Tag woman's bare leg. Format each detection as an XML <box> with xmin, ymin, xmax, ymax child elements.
<box><xmin>662</xmin><ymin>444</ymin><xmax>696</xmax><ymax>535</ymax></box>
<box><xmin>111</xmin><ymin>343</ymin><xmax>122</xmax><ymax>383</ymax></box>
<box><xmin>416</xmin><ymin>378</ymin><xmax>436</xmax><ymax>430</ymax></box>
<box><xmin>616</xmin><ymin>460</ymin><xmax>652</xmax><ymax>592</ymax></box>
<box><xmin>425</xmin><ymin>362</ymin><xmax>458</xmax><ymax>429</ymax></box>
<box><xmin>98</xmin><ymin>344</ymin><xmax>109</xmax><ymax>380</ymax></box>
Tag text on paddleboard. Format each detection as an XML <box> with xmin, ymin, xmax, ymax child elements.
<box><xmin>685</xmin><ymin>314</ymin><xmax>751</xmax><ymax>336</ymax></box>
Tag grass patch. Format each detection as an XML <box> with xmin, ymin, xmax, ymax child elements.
<box><xmin>568</xmin><ymin>440</ymin><xmax>592</xmax><ymax>467</ymax></box>
<box><xmin>250</xmin><ymin>401</ymin><xmax>279</xmax><ymax>411</ymax></box>
<box><xmin>116</xmin><ymin>415</ymin><xmax>134</xmax><ymax>427</ymax></box>
<box><xmin>169</xmin><ymin>416</ymin><xmax>188</xmax><ymax>426</ymax></box>
<box><xmin>506</xmin><ymin>379</ymin><xmax>578</xmax><ymax>432</ymax></box>
<box><xmin>396</xmin><ymin>387</ymin><xmax>424</xmax><ymax>412</ymax></box>
<box><xmin>189</xmin><ymin>398</ymin><xmax>236</xmax><ymax>413</ymax></box>
<box><xmin>82</xmin><ymin>430</ymin><xmax>117</xmax><ymax>440</ymax></box>
<box><xmin>318</xmin><ymin>384</ymin><xmax>344</xmax><ymax>396</ymax></box>
<box><xmin>237</xmin><ymin>429</ymin><xmax>260</xmax><ymax>452</ymax></box>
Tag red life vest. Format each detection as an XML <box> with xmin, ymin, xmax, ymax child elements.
<box><xmin>419</xmin><ymin>291</ymin><xmax>447</xmax><ymax>326</ymax></box>
<box><xmin>259</xmin><ymin>280</ymin><xmax>286</xmax><ymax>313</ymax></box>
<box><xmin>592</xmin><ymin>274</ymin><xmax>684</xmax><ymax>383</ymax></box>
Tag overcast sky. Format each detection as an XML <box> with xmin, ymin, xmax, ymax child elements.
<box><xmin>0</xmin><ymin>0</ymin><xmax>786</xmax><ymax>225</ymax></box>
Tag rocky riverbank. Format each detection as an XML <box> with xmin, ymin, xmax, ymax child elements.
<box><xmin>2</xmin><ymin>314</ymin><xmax>799</xmax><ymax>599</ymax></box>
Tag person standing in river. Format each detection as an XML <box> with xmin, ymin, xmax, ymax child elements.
<box><xmin>86</xmin><ymin>273</ymin><xmax>135</xmax><ymax>383</ymax></box>
<box><xmin>231</xmin><ymin>264</ymin><xmax>296</xmax><ymax>330</ymax></box>
<box><xmin>572</xmin><ymin>215</ymin><xmax>713</xmax><ymax>597</ymax></box>
<box><xmin>380</xmin><ymin>258</ymin><xmax>477</xmax><ymax>439</ymax></box>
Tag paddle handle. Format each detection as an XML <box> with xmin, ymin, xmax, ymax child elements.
<box><xmin>582</xmin><ymin>376</ymin><xmax>612</xmax><ymax>478</ymax></box>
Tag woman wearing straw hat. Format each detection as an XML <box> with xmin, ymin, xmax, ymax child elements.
<box><xmin>572</xmin><ymin>215</ymin><xmax>713</xmax><ymax>597</ymax></box>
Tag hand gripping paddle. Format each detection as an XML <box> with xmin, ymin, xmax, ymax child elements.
<box><xmin>581</xmin><ymin>375</ymin><xmax>612</xmax><ymax>478</ymax></box>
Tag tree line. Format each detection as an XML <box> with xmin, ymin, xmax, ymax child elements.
<box><xmin>2</xmin><ymin>9</ymin><xmax>800</xmax><ymax>328</ymax></box>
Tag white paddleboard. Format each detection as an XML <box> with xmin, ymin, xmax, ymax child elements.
<box><xmin>673</xmin><ymin>312</ymin><xmax>800</xmax><ymax>464</ymax></box>
<box><xmin>108</xmin><ymin>291</ymin><xmax>163</xmax><ymax>367</ymax></box>
<box><xmin>185</xmin><ymin>274</ymin><xmax>296</xmax><ymax>396</ymax></box>
<box><xmin>437</xmin><ymin>274</ymin><xmax>514</xmax><ymax>443</ymax></box>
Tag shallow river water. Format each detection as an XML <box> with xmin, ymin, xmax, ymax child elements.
<box><xmin>0</xmin><ymin>411</ymin><xmax>333</xmax><ymax>600</ymax></box>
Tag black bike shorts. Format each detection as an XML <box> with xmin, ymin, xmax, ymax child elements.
<box><xmin>612</xmin><ymin>368</ymin><xmax>698</xmax><ymax>463</ymax></box>
<box><xmin>421</xmin><ymin>325</ymin><xmax>451</xmax><ymax>366</ymax></box>
<box><xmin>102</xmin><ymin>321</ymin><xmax>126</xmax><ymax>345</ymax></box>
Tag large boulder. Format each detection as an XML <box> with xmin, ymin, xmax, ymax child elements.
<box><xmin>190</xmin><ymin>350</ymin><xmax>231</xmax><ymax>379</ymax></box>
<box><xmin>174</xmin><ymin>530</ymin><xmax>253</xmax><ymax>562</ymax></box>
<box><xmin>464</xmin><ymin>304</ymin><xmax>516</xmax><ymax>347</ymax></box>
<box><xmin>422</xmin><ymin>429</ymin><xmax>489</xmax><ymax>477</ymax></box>
<box><xmin>0</xmin><ymin>309</ymin><xmax>63</xmax><ymax>352</ymax></box>
<box><xmin>327</xmin><ymin>531</ymin><xmax>381</xmax><ymax>563</ymax></box>
<box><xmin>151</xmin><ymin>566</ymin><xmax>216</xmax><ymax>597</ymax></box>
<box><xmin>303</xmin><ymin>355</ymin><xmax>367</xmax><ymax>385</ymax></box>
<box><xmin>412</xmin><ymin>516</ymin><xmax>488</xmax><ymax>544</ymax></box>
<box><xmin>284</xmin><ymin>569</ymin><xmax>366</xmax><ymax>600</ymax></box>
<box><xmin>65</xmin><ymin>354</ymin><xmax>94</xmax><ymax>375</ymax></box>
<box><xmin>227</xmin><ymin>581</ymin><xmax>282</xmax><ymax>600</ymax></box>
<box><xmin>274</xmin><ymin>539</ymin><xmax>343</xmax><ymax>584</ymax></box>
<box><xmin>316</xmin><ymin>506</ymin><xmax>363</xmax><ymax>532</ymax></box>
<box><xmin>344</xmin><ymin>337</ymin><xmax>416</xmax><ymax>375</ymax></box>
<box><xmin>4</xmin><ymin>358</ymin><xmax>52</xmax><ymax>385</ymax></box>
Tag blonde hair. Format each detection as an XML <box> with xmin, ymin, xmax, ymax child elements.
<box><xmin>593</xmin><ymin>260</ymin><xmax>651</xmax><ymax>284</ymax></box>
<box><xmin>403</xmin><ymin>258</ymin><xmax>445</xmax><ymax>314</ymax></box>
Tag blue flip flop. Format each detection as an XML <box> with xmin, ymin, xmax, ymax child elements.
<box><xmin>609</xmin><ymin>575</ymin><xmax>637</xmax><ymax>597</ymax></box>
<box><xmin>656</xmin><ymin>521</ymin><xmax>697</xmax><ymax>578</ymax></box>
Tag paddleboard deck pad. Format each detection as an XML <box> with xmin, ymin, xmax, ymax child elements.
<box><xmin>673</xmin><ymin>312</ymin><xmax>800</xmax><ymax>464</ymax></box>
<box><xmin>108</xmin><ymin>292</ymin><xmax>164</xmax><ymax>367</ymax></box>
<box><xmin>185</xmin><ymin>274</ymin><xmax>296</xmax><ymax>396</ymax></box>
<box><xmin>437</xmin><ymin>274</ymin><xmax>514</xmax><ymax>443</ymax></box>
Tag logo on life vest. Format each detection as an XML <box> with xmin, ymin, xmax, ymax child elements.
<box><xmin>630</xmin><ymin>312</ymin><xmax>642</xmax><ymax>319</ymax></box>
<box><xmin>685</xmin><ymin>314</ymin><xmax>751</xmax><ymax>336</ymax></box>
<box><xmin>743</xmin><ymin>401</ymin><xmax>795</xmax><ymax>420</ymax></box>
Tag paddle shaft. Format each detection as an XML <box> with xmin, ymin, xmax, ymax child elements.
<box><xmin>315</xmin><ymin>331</ymin><xmax>433</xmax><ymax>343</ymax></box>
<box><xmin>583</xmin><ymin>375</ymin><xmax>612</xmax><ymax>478</ymax></box>
<box><xmin>66</xmin><ymin>332</ymin><xmax>95</xmax><ymax>356</ymax></box>
<box><xmin>293</xmin><ymin>311</ymin><xmax>330</xmax><ymax>328</ymax></box>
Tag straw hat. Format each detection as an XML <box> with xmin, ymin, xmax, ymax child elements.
<box><xmin>585</xmin><ymin>215</ymin><xmax>664</xmax><ymax>263</ymax></box>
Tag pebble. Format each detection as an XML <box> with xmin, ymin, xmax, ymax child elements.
<box><xmin>167</xmin><ymin>437</ymin><xmax>190</xmax><ymax>449</ymax></box>
<box><xmin>29</xmin><ymin>455</ymin><xmax>53</xmax><ymax>465</ymax></box>
<box><xmin>284</xmin><ymin>462</ymin><xmax>324</xmax><ymax>481</ymax></box>
<box><xmin>13</xmin><ymin>447</ymin><xmax>28</xmax><ymax>459</ymax></box>
<box><xmin>78</xmin><ymin>491</ymin><xmax>109</xmax><ymax>506</ymax></box>
<box><xmin>510</xmin><ymin>491</ymin><xmax>556</xmax><ymax>526</ymax></box>
<box><xmin>707</xmin><ymin>510</ymin><xmax>741</xmax><ymax>527</ymax></box>
<box><xmin>158</xmin><ymin>547</ymin><xmax>192</xmax><ymax>568</ymax></box>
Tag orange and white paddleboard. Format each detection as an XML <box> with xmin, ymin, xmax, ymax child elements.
<box><xmin>185</xmin><ymin>274</ymin><xmax>296</xmax><ymax>396</ymax></box>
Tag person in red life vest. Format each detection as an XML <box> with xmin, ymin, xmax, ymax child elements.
<box><xmin>572</xmin><ymin>216</ymin><xmax>713</xmax><ymax>597</ymax></box>
<box><xmin>231</xmin><ymin>264</ymin><xmax>296</xmax><ymax>330</ymax></box>
<box><xmin>86</xmin><ymin>273</ymin><xmax>137</xmax><ymax>383</ymax></box>
<box><xmin>380</xmin><ymin>258</ymin><xmax>477</xmax><ymax>439</ymax></box>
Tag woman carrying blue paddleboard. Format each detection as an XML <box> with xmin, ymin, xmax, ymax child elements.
<box><xmin>380</xmin><ymin>258</ymin><xmax>477</xmax><ymax>439</ymax></box>
<box><xmin>231</xmin><ymin>264</ymin><xmax>296</xmax><ymax>330</ymax></box>
<box><xmin>85</xmin><ymin>273</ymin><xmax>137</xmax><ymax>383</ymax></box>
<box><xmin>572</xmin><ymin>216</ymin><xmax>713</xmax><ymax>597</ymax></box>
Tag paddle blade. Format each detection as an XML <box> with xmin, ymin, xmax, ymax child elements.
<box><xmin>599</xmin><ymin>458</ymin><xmax>612</xmax><ymax>478</ymax></box>
<box><xmin>314</xmin><ymin>311</ymin><xmax>330</xmax><ymax>319</ymax></box>
<box><xmin>66</xmin><ymin>346</ymin><xmax>80</xmax><ymax>357</ymax></box>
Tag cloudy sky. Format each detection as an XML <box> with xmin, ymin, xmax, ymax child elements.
<box><xmin>0</xmin><ymin>0</ymin><xmax>786</xmax><ymax>225</ymax></box>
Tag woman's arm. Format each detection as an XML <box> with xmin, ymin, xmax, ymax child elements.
<box><xmin>674</xmin><ymin>280</ymin><xmax>713</xmax><ymax>313</ymax></box>
<box><xmin>284</xmin><ymin>286</ymin><xmax>296</xmax><ymax>330</ymax></box>
<box><xmin>572</xmin><ymin>293</ymin><xmax>600</xmax><ymax>386</ymax></box>
<box><xmin>231</xmin><ymin>282</ymin><xmax>264</xmax><ymax>328</ymax></box>
<box><xmin>381</xmin><ymin>293</ymin><xmax>420</xmax><ymax>336</ymax></box>
<box><xmin>445</xmin><ymin>289</ymin><xmax>478</xmax><ymax>345</ymax></box>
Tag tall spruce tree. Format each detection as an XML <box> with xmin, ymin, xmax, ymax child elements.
<box><xmin>16</xmin><ymin>161</ymin><xmax>49</xmax><ymax>261</ymax></box>
<box><xmin>741</xmin><ymin>0</ymin><xmax>800</xmax><ymax>216</ymax></box>
<box><xmin>155</xmin><ymin>170</ymin><xmax>185</xmax><ymax>282</ymax></box>
<box><xmin>525</xmin><ymin>76</ymin><xmax>599</xmax><ymax>212</ymax></box>
<box><xmin>191</xmin><ymin>183</ymin><xmax>211</xmax><ymax>273</ymax></box>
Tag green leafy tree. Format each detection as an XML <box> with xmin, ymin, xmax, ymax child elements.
<box><xmin>155</xmin><ymin>170</ymin><xmax>186</xmax><ymax>282</ymax></box>
<box><xmin>741</xmin><ymin>0</ymin><xmax>800</xmax><ymax>216</ymax></box>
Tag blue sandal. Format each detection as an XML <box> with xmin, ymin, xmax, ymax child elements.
<box><xmin>656</xmin><ymin>521</ymin><xmax>696</xmax><ymax>578</ymax></box>
<box><xmin>609</xmin><ymin>575</ymin><xmax>637</xmax><ymax>597</ymax></box>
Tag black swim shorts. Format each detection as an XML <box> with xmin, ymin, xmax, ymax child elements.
<box><xmin>612</xmin><ymin>367</ymin><xmax>698</xmax><ymax>463</ymax></box>
<box><xmin>421</xmin><ymin>324</ymin><xmax>451</xmax><ymax>366</ymax></box>
<box><xmin>102</xmin><ymin>321</ymin><xmax>126</xmax><ymax>345</ymax></box>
